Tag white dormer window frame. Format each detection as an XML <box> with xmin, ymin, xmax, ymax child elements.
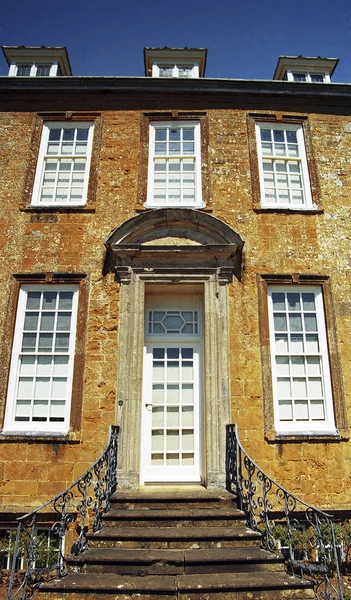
<box><xmin>152</xmin><ymin>62</ymin><xmax>199</xmax><ymax>78</ymax></box>
<box><xmin>145</xmin><ymin>121</ymin><xmax>204</xmax><ymax>209</ymax></box>
<box><xmin>9</xmin><ymin>62</ymin><xmax>60</xmax><ymax>77</ymax></box>
<box><xmin>285</xmin><ymin>69</ymin><xmax>331</xmax><ymax>83</ymax></box>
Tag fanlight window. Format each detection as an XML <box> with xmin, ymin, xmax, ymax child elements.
<box><xmin>148</xmin><ymin>310</ymin><xmax>198</xmax><ymax>336</ymax></box>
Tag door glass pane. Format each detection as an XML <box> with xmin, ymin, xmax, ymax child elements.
<box><xmin>152</xmin><ymin>407</ymin><xmax>164</xmax><ymax>427</ymax></box>
<box><xmin>153</xmin><ymin>384</ymin><xmax>164</xmax><ymax>404</ymax></box>
<box><xmin>152</xmin><ymin>430</ymin><xmax>164</xmax><ymax>451</ymax></box>
<box><xmin>182</xmin><ymin>430</ymin><xmax>194</xmax><ymax>451</ymax></box>
<box><xmin>167</xmin><ymin>407</ymin><xmax>179</xmax><ymax>427</ymax></box>
<box><xmin>166</xmin><ymin>384</ymin><xmax>179</xmax><ymax>404</ymax></box>
<box><xmin>167</xmin><ymin>430</ymin><xmax>179</xmax><ymax>451</ymax></box>
<box><xmin>182</xmin><ymin>406</ymin><xmax>194</xmax><ymax>427</ymax></box>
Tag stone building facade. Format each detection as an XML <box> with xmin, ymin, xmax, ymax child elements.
<box><xmin>0</xmin><ymin>46</ymin><xmax>350</xmax><ymax>528</ymax></box>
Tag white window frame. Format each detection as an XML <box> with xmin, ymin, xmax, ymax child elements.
<box><xmin>10</xmin><ymin>62</ymin><xmax>59</xmax><ymax>77</ymax></box>
<box><xmin>152</xmin><ymin>62</ymin><xmax>199</xmax><ymax>78</ymax></box>
<box><xmin>256</xmin><ymin>122</ymin><xmax>314</xmax><ymax>210</ymax></box>
<box><xmin>267</xmin><ymin>285</ymin><xmax>336</xmax><ymax>435</ymax></box>
<box><xmin>145</xmin><ymin>121</ymin><xmax>204</xmax><ymax>209</ymax></box>
<box><xmin>3</xmin><ymin>284</ymin><xmax>79</xmax><ymax>434</ymax></box>
<box><xmin>285</xmin><ymin>70</ymin><xmax>330</xmax><ymax>83</ymax></box>
<box><xmin>31</xmin><ymin>122</ymin><xmax>94</xmax><ymax>207</ymax></box>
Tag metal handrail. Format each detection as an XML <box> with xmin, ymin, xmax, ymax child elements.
<box><xmin>226</xmin><ymin>424</ymin><xmax>343</xmax><ymax>600</ymax></box>
<box><xmin>7</xmin><ymin>425</ymin><xmax>119</xmax><ymax>600</ymax></box>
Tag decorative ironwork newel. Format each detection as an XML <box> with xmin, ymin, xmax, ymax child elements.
<box><xmin>226</xmin><ymin>424</ymin><xmax>343</xmax><ymax>600</ymax></box>
<box><xmin>7</xmin><ymin>425</ymin><xmax>119</xmax><ymax>600</ymax></box>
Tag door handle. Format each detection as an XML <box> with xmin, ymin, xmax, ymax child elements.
<box><xmin>145</xmin><ymin>403</ymin><xmax>153</xmax><ymax>411</ymax></box>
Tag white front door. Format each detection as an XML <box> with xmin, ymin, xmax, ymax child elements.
<box><xmin>140</xmin><ymin>297</ymin><xmax>202</xmax><ymax>483</ymax></box>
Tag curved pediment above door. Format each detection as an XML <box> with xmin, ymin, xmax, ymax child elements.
<box><xmin>104</xmin><ymin>208</ymin><xmax>244</xmax><ymax>284</ymax></box>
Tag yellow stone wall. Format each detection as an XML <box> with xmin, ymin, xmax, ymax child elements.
<box><xmin>0</xmin><ymin>109</ymin><xmax>350</xmax><ymax>512</ymax></box>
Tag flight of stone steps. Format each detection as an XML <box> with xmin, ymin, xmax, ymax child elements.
<box><xmin>40</xmin><ymin>486</ymin><xmax>315</xmax><ymax>599</ymax></box>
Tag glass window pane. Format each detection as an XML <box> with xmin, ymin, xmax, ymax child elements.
<box><xmin>182</xmin><ymin>430</ymin><xmax>194</xmax><ymax>451</ymax></box>
<box><xmin>52</xmin><ymin>378</ymin><xmax>67</xmax><ymax>399</ymax></box>
<box><xmin>272</xmin><ymin>293</ymin><xmax>285</xmax><ymax>311</ymax></box>
<box><xmin>293</xmin><ymin>378</ymin><xmax>307</xmax><ymax>397</ymax></box>
<box><xmin>306</xmin><ymin>356</ymin><xmax>321</xmax><ymax>376</ymax></box>
<box><xmin>167</xmin><ymin>430</ymin><xmax>179</xmax><ymax>451</ymax></box>
<box><xmin>275</xmin><ymin>334</ymin><xmax>288</xmax><ymax>353</ymax></box>
<box><xmin>302</xmin><ymin>293</ymin><xmax>316</xmax><ymax>311</ymax></box>
<box><xmin>27</xmin><ymin>292</ymin><xmax>41</xmax><ymax>310</ymax></box>
<box><xmin>304</xmin><ymin>314</ymin><xmax>317</xmax><ymax>331</ymax></box>
<box><xmin>17</xmin><ymin>377</ymin><xmax>33</xmax><ymax>398</ymax></box>
<box><xmin>182</xmin><ymin>384</ymin><xmax>193</xmax><ymax>404</ymax></box>
<box><xmin>287</xmin><ymin>293</ymin><xmax>300</xmax><ymax>311</ymax></box>
<box><xmin>295</xmin><ymin>400</ymin><xmax>309</xmax><ymax>420</ymax></box>
<box><xmin>43</xmin><ymin>292</ymin><xmax>57</xmax><ymax>310</ymax></box>
<box><xmin>152</xmin><ymin>383</ymin><xmax>164</xmax><ymax>404</ymax></box>
<box><xmin>274</xmin><ymin>313</ymin><xmax>287</xmax><ymax>331</ymax></box>
<box><xmin>276</xmin><ymin>356</ymin><xmax>290</xmax><ymax>376</ymax></box>
<box><xmin>153</xmin><ymin>347</ymin><xmax>165</xmax><ymax>359</ymax></box>
<box><xmin>291</xmin><ymin>356</ymin><xmax>305</xmax><ymax>376</ymax></box>
<box><xmin>182</xmin><ymin>406</ymin><xmax>194</xmax><ymax>427</ymax></box>
<box><xmin>277</xmin><ymin>378</ymin><xmax>291</xmax><ymax>397</ymax></box>
<box><xmin>19</xmin><ymin>356</ymin><xmax>36</xmax><ymax>376</ymax></box>
<box><xmin>57</xmin><ymin>313</ymin><xmax>72</xmax><ymax>331</ymax></box>
<box><xmin>167</xmin><ymin>384</ymin><xmax>179</xmax><ymax>404</ymax></box>
<box><xmin>152</xmin><ymin>430</ymin><xmax>164</xmax><ymax>451</ymax></box>
<box><xmin>152</xmin><ymin>407</ymin><xmax>164</xmax><ymax>427</ymax></box>
<box><xmin>305</xmin><ymin>335</ymin><xmax>319</xmax><ymax>353</ymax></box>
<box><xmin>38</xmin><ymin>334</ymin><xmax>53</xmax><ymax>352</ymax></box>
<box><xmin>167</xmin><ymin>407</ymin><xmax>179</xmax><ymax>427</ymax></box>
<box><xmin>289</xmin><ymin>314</ymin><xmax>302</xmax><ymax>331</ymax></box>
<box><xmin>24</xmin><ymin>312</ymin><xmax>39</xmax><ymax>331</ymax></box>
<box><xmin>308</xmin><ymin>378</ymin><xmax>323</xmax><ymax>398</ymax></box>
<box><xmin>22</xmin><ymin>333</ymin><xmax>37</xmax><ymax>352</ymax></box>
<box><xmin>40</xmin><ymin>313</ymin><xmax>55</xmax><ymax>331</ymax></box>
<box><xmin>310</xmin><ymin>400</ymin><xmax>325</xmax><ymax>420</ymax></box>
<box><xmin>33</xmin><ymin>400</ymin><xmax>48</xmax><ymax>419</ymax></box>
<box><xmin>50</xmin><ymin>400</ymin><xmax>65</xmax><ymax>419</ymax></box>
<box><xmin>34</xmin><ymin>378</ymin><xmax>50</xmax><ymax>398</ymax></box>
<box><xmin>167</xmin><ymin>362</ymin><xmax>179</xmax><ymax>380</ymax></box>
<box><xmin>37</xmin><ymin>356</ymin><xmax>52</xmax><ymax>376</ymax></box>
<box><xmin>260</xmin><ymin>129</ymin><xmax>272</xmax><ymax>142</ymax></box>
<box><xmin>55</xmin><ymin>334</ymin><xmax>69</xmax><ymax>352</ymax></box>
<box><xmin>279</xmin><ymin>400</ymin><xmax>293</xmax><ymax>420</ymax></box>
<box><xmin>155</xmin><ymin>129</ymin><xmax>167</xmax><ymax>141</ymax></box>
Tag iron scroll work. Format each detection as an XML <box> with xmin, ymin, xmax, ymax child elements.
<box><xmin>226</xmin><ymin>424</ymin><xmax>343</xmax><ymax>600</ymax></box>
<box><xmin>7</xmin><ymin>425</ymin><xmax>119</xmax><ymax>600</ymax></box>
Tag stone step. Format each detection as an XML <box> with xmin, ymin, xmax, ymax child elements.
<box><xmin>109</xmin><ymin>487</ymin><xmax>235</xmax><ymax>511</ymax></box>
<box><xmin>40</xmin><ymin>571</ymin><xmax>315</xmax><ymax>599</ymax></box>
<box><xmin>90</xmin><ymin>525</ymin><xmax>261</xmax><ymax>549</ymax></box>
<box><xmin>103</xmin><ymin>507</ymin><xmax>245</xmax><ymax>527</ymax></box>
<box><xmin>68</xmin><ymin>546</ymin><xmax>286</xmax><ymax>575</ymax></box>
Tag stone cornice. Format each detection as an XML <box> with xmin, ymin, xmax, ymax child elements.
<box><xmin>1</xmin><ymin>76</ymin><xmax>351</xmax><ymax>114</ymax></box>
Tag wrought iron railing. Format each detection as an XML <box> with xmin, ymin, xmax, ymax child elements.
<box><xmin>7</xmin><ymin>425</ymin><xmax>119</xmax><ymax>600</ymax></box>
<box><xmin>226</xmin><ymin>424</ymin><xmax>343</xmax><ymax>600</ymax></box>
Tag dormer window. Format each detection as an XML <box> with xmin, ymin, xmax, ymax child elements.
<box><xmin>2</xmin><ymin>46</ymin><xmax>72</xmax><ymax>77</ymax></box>
<box><xmin>144</xmin><ymin>48</ymin><xmax>207</xmax><ymax>79</ymax></box>
<box><xmin>273</xmin><ymin>56</ymin><xmax>338</xmax><ymax>83</ymax></box>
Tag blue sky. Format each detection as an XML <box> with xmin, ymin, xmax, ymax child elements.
<box><xmin>0</xmin><ymin>0</ymin><xmax>350</xmax><ymax>82</ymax></box>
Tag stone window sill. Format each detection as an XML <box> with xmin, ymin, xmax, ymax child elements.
<box><xmin>0</xmin><ymin>430</ymin><xmax>81</xmax><ymax>443</ymax></box>
<box><xmin>265</xmin><ymin>429</ymin><xmax>349</xmax><ymax>443</ymax></box>
<box><xmin>19</xmin><ymin>204</ymin><xmax>96</xmax><ymax>213</ymax></box>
